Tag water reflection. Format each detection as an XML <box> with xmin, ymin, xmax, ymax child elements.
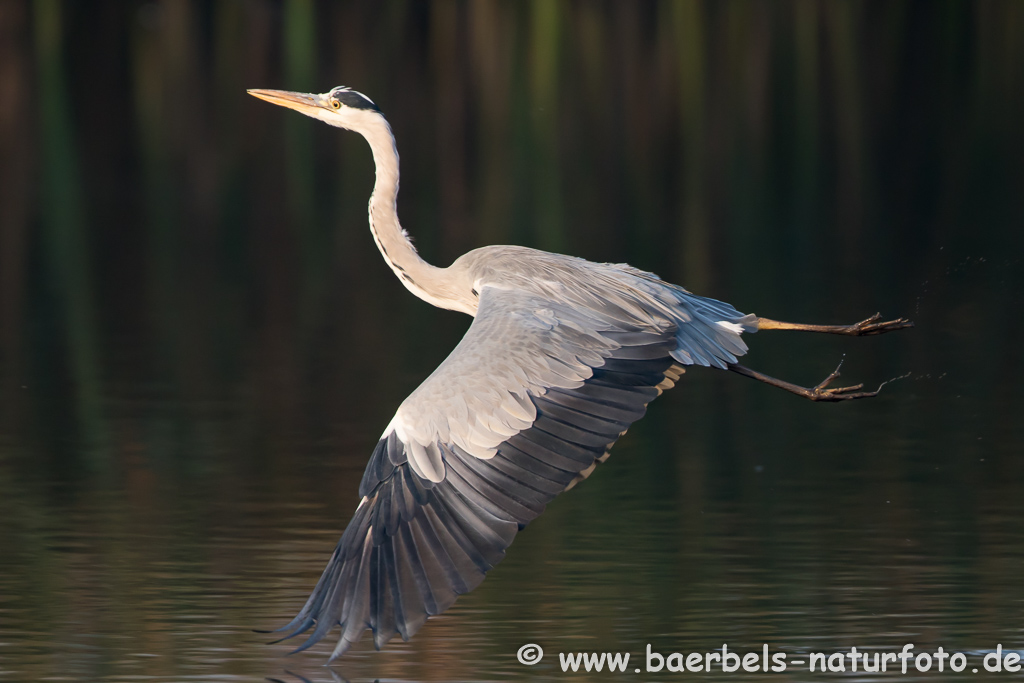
<box><xmin>1</xmin><ymin>1</ymin><xmax>1023</xmax><ymax>681</ymax></box>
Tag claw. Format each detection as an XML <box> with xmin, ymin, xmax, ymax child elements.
<box><xmin>849</xmin><ymin>313</ymin><xmax>915</xmax><ymax>336</ymax></box>
<box><xmin>728</xmin><ymin>362</ymin><xmax>907</xmax><ymax>403</ymax></box>
<box><xmin>802</xmin><ymin>358</ymin><xmax>876</xmax><ymax>401</ymax></box>
<box><xmin>809</xmin><ymin>378</ymin><xmax>877</xmax><ymax>401</ymax></box>
<box><xmin>809</xmin><ymin>385</ymin><xmax>878</xmax><ymax>402</ymax></box>
<box><xmin>812</xmin><ymin>368</ymin><xmax>841</xmax><ymax>392</ymax></box>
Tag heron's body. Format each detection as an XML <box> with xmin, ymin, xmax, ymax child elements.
<box><xmin>248</xmin><ymin>86</ymin><xmax>911</xmax><ymax>660</ymax></box>
<box><xmin>387</xmin><ymin>244</ymin><xmax>756</xmax><ymax>477</ymax></box>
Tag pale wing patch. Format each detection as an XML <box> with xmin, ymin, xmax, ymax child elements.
<box><xmin>389</xmin><ymin>289</ymin><xmax>630</xmax><ymax>465</ymax></box>
<box><xmin>656</xmin><ymin>364</ymin><xmax>687</xmax><ymax>394</ymax></box>
<box><xmin>716</xmin><ymin>320</ymin><xmax>746</xmax><ymax>335</ymax></box>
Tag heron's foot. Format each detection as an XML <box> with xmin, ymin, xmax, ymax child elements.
<box><xmin>756</xmin><ymin>313</ymin><xmax>914</xmax><ymax>336</ymax></box>
<box><xmin>842</xmin><ymin>313</ymin><xmax>915</xmax><ymax>336</ymax></box>
<box><xmin>727</xmin><ymin>360</ymin><xmax>907</xmax><ymax>402</ymax></box>
<box><xmin>804</xmin><ymin>367</ymin><xmax>877</xmax><ymax>402</ymax></box>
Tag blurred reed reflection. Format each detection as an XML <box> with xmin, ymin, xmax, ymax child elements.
<box><xmin>0</xmin><ymin>1</ymin><xmax>1023</xmax><ymax>681</ymax></box>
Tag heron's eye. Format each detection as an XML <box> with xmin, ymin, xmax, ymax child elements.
<box><xmin>330</xmin><ymin>99</ymin><xmax>341</xmax><ymax>110</ymax></box>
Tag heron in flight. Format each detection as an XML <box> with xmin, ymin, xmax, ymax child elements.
<box><xmin>248</xmin><ymin>86</ymin><xmax>912</xmax><ymax>660</ymax></box>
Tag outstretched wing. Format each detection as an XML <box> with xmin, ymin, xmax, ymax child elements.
<box><xmin>273</xmin><ymin>285</ymin><xmax>715</xmax><ymax>659</ymax></box>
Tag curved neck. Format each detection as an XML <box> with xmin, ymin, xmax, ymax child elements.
<box><xmin>360</xmin><ymin>116</ymin><xmax>461</xmax><ymax>310</ymax></box>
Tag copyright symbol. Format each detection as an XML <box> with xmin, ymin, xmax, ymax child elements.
<box><xmin>517</xmin><ymin>643</ymin><xmax>544</xmax><ymax>665</ymax></box>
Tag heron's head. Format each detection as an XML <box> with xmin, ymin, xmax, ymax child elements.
<box><xmin>248</xmin><ymin>86</ymin><xmax>383</xmax><ymax>132</ymax></box>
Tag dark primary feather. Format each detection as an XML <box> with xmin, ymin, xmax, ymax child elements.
<box><xmin>271</xmin><ymin>319</ymin><xmax>680</xmax><ymax>659</ymax></box>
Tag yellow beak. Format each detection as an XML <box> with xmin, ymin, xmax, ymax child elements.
<box><xmin>247</xmin><ymin>89</ymin><xmax>324</xmax><ymax>115</ymax></box>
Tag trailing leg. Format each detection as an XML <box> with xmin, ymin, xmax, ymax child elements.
<box><xmin>727</xmin><ymin>362</ymin><xmax>888</xmax><ymax>402</ymax></box>
<box><xmin>755</xmin><ymin>312</ymin><xmax>912</xmax><ymax>336</ymax></box>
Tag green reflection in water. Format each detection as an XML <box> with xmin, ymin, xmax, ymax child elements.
<box><xmin>32</xmin><ymin>0</ymin><xmax>106</xmax><ymax>455</ymax></box>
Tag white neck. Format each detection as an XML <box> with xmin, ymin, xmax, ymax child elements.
<box><xmin>356</xmin><ymin>114</ymin><xmax>465</xmax><ymax>312</ymax></box>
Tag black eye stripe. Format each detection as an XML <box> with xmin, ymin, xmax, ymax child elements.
<box><xmin>332</xmin><ymin>89</ymin><xmax>380</xmax><ymax>113</ymax></box>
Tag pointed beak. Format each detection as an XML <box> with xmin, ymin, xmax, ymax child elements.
<box><xmin>247</xmin><ymin>89</ymin><xmax>325</xmax><ymax>115</ymax></box>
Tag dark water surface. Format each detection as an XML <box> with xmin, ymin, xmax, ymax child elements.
<box><xmin>2</xmin><ymin>2</ymin><xmax>1024</xmax><ymax>681</ymax></box>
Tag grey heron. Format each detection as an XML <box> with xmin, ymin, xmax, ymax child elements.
<box><xmin>248</xmin><ymin>86</ymin><xmax>912</xmax><ymax>660</ymax></box>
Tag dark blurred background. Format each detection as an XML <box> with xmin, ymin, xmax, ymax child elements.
<box><xmin>1</xmin><ymin>1</ymin><xmax>1023</xmax><ymax>681</ymax></box>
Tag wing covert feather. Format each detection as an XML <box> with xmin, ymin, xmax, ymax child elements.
<box><xmin>275</xmin><ymin>284</ymin><xmax>751</xmax><ymax>658</ymax></box>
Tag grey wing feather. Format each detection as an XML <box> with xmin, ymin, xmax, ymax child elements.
<box><xmin>272</xmin><ymin>282</ymin><xmax>751</xmax><ymax>659</ymax></box>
